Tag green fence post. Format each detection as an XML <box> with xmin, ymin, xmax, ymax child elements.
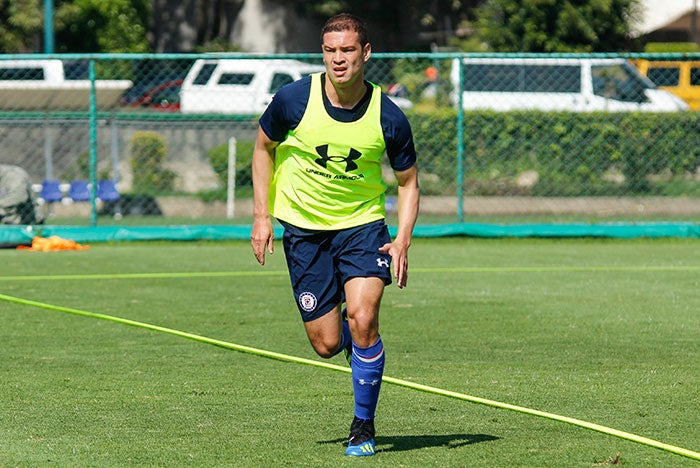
<box><xmin>89</xmin><ymin>59</ymin><xmax>98</xmax><ymax>227</ymax></box>
<box><xmin>43</xmin><ymin>0</ymin><xmax>54</xmax><ymax>54</ymax></box>
<box><xmin>456</xmin><ymin>55</ymin><xmax>465</xmax><ymax>223</ymax></box>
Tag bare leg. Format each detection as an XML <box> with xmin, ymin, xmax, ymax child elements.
<box><xmin>303</xmin><ymin>304</ymin><xmax>344</xmax><ymax>358</ymax></box>
<box><xmin>344</xmin><ymin>277</ymin><xmax>385</xmax><ymax>347</ymax></box>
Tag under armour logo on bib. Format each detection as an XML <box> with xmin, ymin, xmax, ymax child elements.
<box><xmin>314</xmin><ymin>144</ymin><xmax>361</xmax><ymax>172</ymax></box>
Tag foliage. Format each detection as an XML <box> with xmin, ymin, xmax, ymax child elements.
<box><xmin>204</xmin><ymin>139</ymin><xmax>256</xmax><ymax>201</ymax></box>
<box><xmin>385</xmin><ymin>58</ymin><xmax>455</xmax><ymax>112</ymax></box>
<box><xmin>277</xmin><ymin>0</ymin><xmax>477</xmax><ymax>51</ymax></box>
<box><xmin>448</xmin><ymin>35</ymin><xmax>491</xmax><ymax>53</ymax></box>
<box><xmin>0</xmin><ymin>0</ymin><xmax>43</xmax><ymax>53</ymax></box>
<box><xmin>194</xmin><ymin>0</ymin><xmax>245</xmax><ymax>51</ymax></box>
<box><xmin>0</xmin><ymin>0</ymin><xmax>659</xmax><ymax>55</ymax></box>
<box><xmin>0</xmin><ymin>0</ymin><xmax>150</xmax><ymax>73</ymax></box>
<box><xmin>194</xmin><ymin>38</ymin><xmax>242</xmax><ymax>53</ymax></box>
<box><xmin>54</xmin><ymin>0</ymin><xmax>150</xmax><ymax>53</ymax></box>
<box><xmin>644</xmin><ymin>42</ymin><xmax>700</xmax><ymax>53</ymax></box>
<box><xmin>408</xmin><ymin>109</ymin><xmax>700</xmax><ymax>196</ymax></box>
<box><xmin>475</xmin><ymin>0</ymin><xmax>644</xmax><ymax>52</ymax></box>
<box><xmin>61</xmin><ymin>152</ymin><xmax>110</xmax><ymax>182</ymax></box>
<box><xmin>278</xmin><ymin>0</ymin><xmax>478</xmax><ymax>24</ymax></box>
<box><xmin>129</xmin><ymin>131</ymin><xmax>175</xmax><ymax>195</ymax></box>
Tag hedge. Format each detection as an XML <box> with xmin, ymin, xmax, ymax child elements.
<box><xmin>409</xmin><ymin>110</ymin><xmax>700</xmax><ymax>196</ymax></box>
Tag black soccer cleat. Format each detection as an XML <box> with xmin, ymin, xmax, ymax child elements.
<box><xmin>345</xmin><ymin>416</ymin><xmax>376</xmax><ymax>456</ymax></box>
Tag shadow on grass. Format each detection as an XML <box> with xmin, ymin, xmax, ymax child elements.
<box><xmin>319</xmin><ymin>433</ymin><xmax>500</xmax><ymax>452</ymax></box>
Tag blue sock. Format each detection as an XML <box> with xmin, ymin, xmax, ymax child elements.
<box><xmin>351</xmin><ymin>337</ymin><xmax>385</xmax><ymax>420</ymax></box>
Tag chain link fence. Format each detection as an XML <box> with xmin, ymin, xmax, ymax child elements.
<box><xmin>1</xmin><ymin>52</ymin><xmax>699</xmax><ymax>228</ymax></box>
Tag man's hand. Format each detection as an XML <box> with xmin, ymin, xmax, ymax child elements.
<box><xmin>379</xmin><ymin>239</ymin><xmax>410</xmax><ymax>288</ymax></box>
<box><xmin>382</xmin><ymin>165</ymin><xmax>419</xmax><ymax>289</ymax></box>
<box><xmin>251</xmin><ymin>217</ymin><xmax>274</xmax><ymax>265</ymax></box>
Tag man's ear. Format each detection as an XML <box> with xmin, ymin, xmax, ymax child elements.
<box><xmin>363</xmin><ymin>43</ymin><xmax>372</xmax><ymax>62</ymax></box>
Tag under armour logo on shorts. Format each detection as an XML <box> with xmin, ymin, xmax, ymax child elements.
<box><xmin>376</xmin><ymin>258</ymin><xmax>389</xmax><ymax>268</ymax></box>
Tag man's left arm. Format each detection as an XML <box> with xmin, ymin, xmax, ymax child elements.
<box><xmin>379</xmin><ymin>165</ymin><xmax>419</xmax><ymax>288</ymax></box>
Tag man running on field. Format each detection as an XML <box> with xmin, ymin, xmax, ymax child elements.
<box><xmin>250</xmin><ymin>12</ymin><xmax>419</xmax><ymax>457</ymax></box>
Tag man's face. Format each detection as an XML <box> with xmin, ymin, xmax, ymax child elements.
<box><xmin>322</xmin><ymin>30</ymin><xmax>371</xmax><ymax>89</ymax></box>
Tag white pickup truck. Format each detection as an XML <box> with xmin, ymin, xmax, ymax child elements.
<box><xmin>0</xmin><ymin>59</ymin><xmax>131</xmax><ymax>110</ymax></box>
<box><xmin>180</xmin><ymin>58</ymin><xmax>412</xmax><ymax>115</ymax></box>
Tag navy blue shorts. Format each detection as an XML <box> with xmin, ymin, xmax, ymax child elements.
<box><xmin>280</xmin><ymin>219</ymin><xmax>392</xmax><ymax>322</ymax></box>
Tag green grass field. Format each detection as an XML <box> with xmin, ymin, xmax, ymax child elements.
<box><xmin>1</xmin><ymin>238</ymin><xmax>699</xmax><ymax>466</ymax></box>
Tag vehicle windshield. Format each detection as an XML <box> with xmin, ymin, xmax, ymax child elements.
<box><xmin>592</xmin><ymin>62</ymin><xmax>653</xmax><ymax>103</ymax></box>
<box><xmin>193</xmin><ymin>64</ymin><xmax>217</xmax><ymax>85</ymax></box>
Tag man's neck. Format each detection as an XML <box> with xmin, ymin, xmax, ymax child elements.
<box><xmin>324</xmin><ymin>74</ymin><xmax>367</xmax><ymax>109</ymax></box>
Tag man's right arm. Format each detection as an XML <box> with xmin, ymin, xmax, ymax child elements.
<box><xmin>251</xmin><ymin>77</ymin><xmax>308</xmax><ymax>264</ymax></box>
<box><xmin>250</xmin><ymin>127</ymin><xmax>279</xmax><ymax>265</ymax></box>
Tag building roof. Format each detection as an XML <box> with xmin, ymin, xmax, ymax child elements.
<box><xmin>637</xmin><ymin>0</ymin><xmax>696</xmax><ymax>34</ymax></box>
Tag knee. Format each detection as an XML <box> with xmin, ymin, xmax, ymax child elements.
<box><xmin>347</xmin><ymin>309</ymin><xmax>379</xmax><ymax>348</ymax></box>
<box><xmin>311</xmin><ymin>339</ymin><xmax>340</xmax><ymax>359</ymax></box>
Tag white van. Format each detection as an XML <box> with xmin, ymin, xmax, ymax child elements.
<box><xmin>180</xmin><ymin>59</ymin><xmax>324</xmax><ymax>114</ymax></box>
<box><xmin>0</xmin><ymin>59</ymin><xmax>131</xmax><ymax>110</ymax></box>
<box><xmin>450</xmin><ymin>57</ymin><xmax>689</xmax><ymax>112</ymax></box>
<box><xmin>180</xmin><ymin>58</ymin><xmax>413</xmax><ymax>114</ymax></box>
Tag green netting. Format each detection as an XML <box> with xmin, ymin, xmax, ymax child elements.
<box><xmin>2</xmin><ymin>223</ymin><xmax>699</xmax><ymax>248</ymax></box>
<box><xmin>1</xmin><ymin>52</ymin><xmax>699</xmax><ymax>238</ymax></box>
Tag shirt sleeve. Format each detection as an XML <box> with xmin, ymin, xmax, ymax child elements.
<box><xmin>380</xmin><ymin>94</ymin><xmax>417</xmax><ymax>172</ymax></box>
<box><xmin>259</xmin><ymin>76</ymin><xmax>311</xmax><ymax>142</ymax></box>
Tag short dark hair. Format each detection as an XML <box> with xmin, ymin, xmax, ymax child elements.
<box><xmin>321</xmin><ymin>13</ymin><xmax>368</xmax><ymax>47</ymax></box>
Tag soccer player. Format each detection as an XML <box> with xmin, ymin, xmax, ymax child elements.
<box><xmin>250</xmin><ymin>13</ymin><xmax>419</xmax><ymax>457</ymax></box>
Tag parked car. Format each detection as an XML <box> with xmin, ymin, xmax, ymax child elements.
<box><xmin>631</xmin><ymin>59</ymin><xmax>700</xmax><ymax>110</ymax></box>
<box><xmin>450</xmin><ymin>57</ymin><xmax>689</xmax><ymax>112</ymax></box>
<box><xmin>119</xmin><ymin>68</ymin><xmax>189</xmax><ymax>107</ymax></box>
<box><xmin>122</xmin><ymin>79</ymin><xmax>182</xmax><ymax>111</ymax></box>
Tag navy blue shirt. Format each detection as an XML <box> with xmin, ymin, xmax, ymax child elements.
<box><xmin>259</xmin><ymin>74</ymin><xmax>416</xmax><ymax>172</ymax></box>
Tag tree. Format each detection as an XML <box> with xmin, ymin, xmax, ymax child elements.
<box><xmin>0</xmin><ymin>0</ymin><xmax>150</xmax><ymax>54</ymax></box>
<box><xmin>195</xmin><ymin>0</ymin><xmax>245</xmax><ymax>48</ymax></box>
<box><xmin>275</xmin><ymin>0</ymin><xmax>479</xmax><ymax>51</ymax></box>
<box><xmin>54</xmin><ymin>0</ymin><xmax>150</xmax><ymax>53</ymax></box>
<box><xmin>150</xmin><ymin>0</ymin><xmax>245</xmax><ymax>52</ymax></box>
<box><xmin>0</xmin><ymin>0</ymin><xmax>43</xmax><ymax>53</ymax></box>
<box><xmin>475</xmin><ymin>0</ymin><xmax>644</xmax><ymax>52</ymax></box>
